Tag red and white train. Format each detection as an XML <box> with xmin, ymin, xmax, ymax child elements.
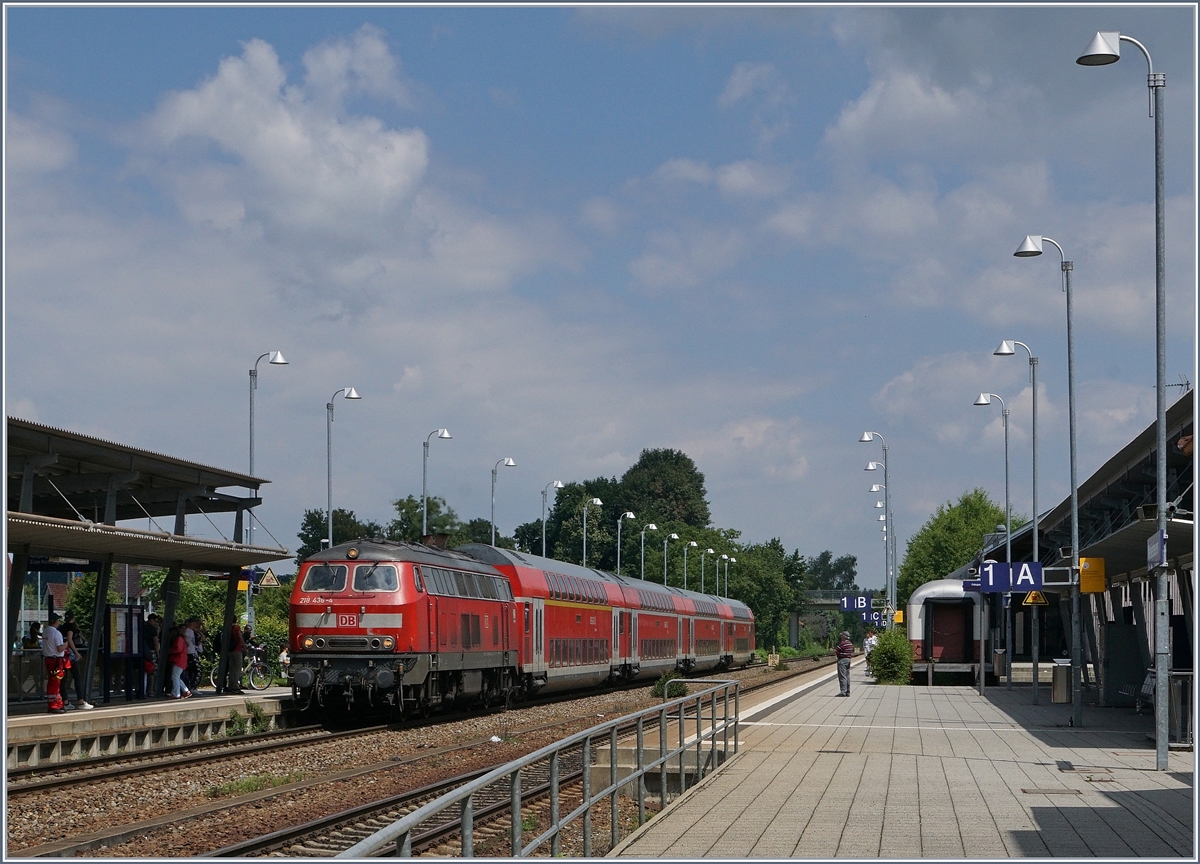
<box><xmin>288</xmin><ymin>539</ymin><xmax>755</xmax><ymax>712</ymax></box>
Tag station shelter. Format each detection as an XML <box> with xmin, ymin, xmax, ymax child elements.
<box><xmin>6</xmin><ymin>417</ymin><xmax>288</xmax><ymax>704</ymax></box>
<box><xmin>908</xmin><ymin>390</ymin><xmax>1193</xmax><ymax>736</ymax></box>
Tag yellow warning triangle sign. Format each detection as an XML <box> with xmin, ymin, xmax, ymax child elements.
<box><xmin>1023</xmin><ymin>590</ymin><xmax>1048</xmax><ymax>606</ymax></box>
<box><xmin>259</xmin><ymin>567</ymin><xmax>280</xmax><ymax>587</ymax></box>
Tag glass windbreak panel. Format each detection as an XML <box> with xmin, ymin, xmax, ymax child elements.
<box><xmin>301</xmin><ymin>564</ymin><xmax>348</xmax><ymax>592</ymax></box>
<box><xmin>354</xmin><ymin>564</ymin><xmax>398</xmax><ymax>592</ymax></box>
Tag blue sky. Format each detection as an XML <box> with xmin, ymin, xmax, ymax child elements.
<box><xmin>5</xmin><ymin>6</ymin><xmax>1195</xmax><ymax>583</ymax></box>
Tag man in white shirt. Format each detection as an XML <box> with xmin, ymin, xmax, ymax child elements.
<box><xmin>41</xmin><ymin>613</ymin><xmax>69</xmax><ymax>713</ymax></box>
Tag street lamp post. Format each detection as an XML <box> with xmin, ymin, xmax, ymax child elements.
<box><xmin>615</xmin><ymin>511</ymin><xmax>635</xmax><ymax>575</ymax></box>
<box><xmin>663</xmin><ymin>533</ymin><xmax>679</xmax><ymax>585</ymax></box>
<box><xmin>975</xmin><ymin>392</ymin><xmax>1012</xmax><ymax>692</ymax></box>
<box><xmin>326</xmin><ymin>387</ymin><xmax>362</xmax><ymax>548</ymax></box>
<box><xmin>640</xmin><ymin>524</ymin><xmax>657</xmax><ymax>580</ymax></box>
<box><xmin>1015</xmin><ymin>234</ymin><xmax>1082</xmax><ymax>727</ymax></box>
<box><xmin>701</xmin><ymin>548</ymin><xmax>714</xmax><ymax>593</ymax></box>
<box><xmin>1077</xmin><ymin>28</ymin><xmax>1169</xmax><ymax>770</ymax></box>
<box><xmin>862</xmin><ymin>432</ymin><xmax>893</xmax><ymax>627</ymax></box>
<box><xmin>683</xmin><ymin>541</ymin><xmax>697</xmax><ymax>590</ymax></box>
<box><xmin>422</xmin><ymin>429</ymin><xmax>452</xmax><ymax>537</ymax></box>
<box><xmin>996</xmin><ymin>339</ymin><xmax>1041</xmax><ymax>701</ymax></box>
<box><xmin>248</xmin><ymin>350</ymin><xmax>286</xmax><ymax>626</ymax></box>
<box><xmin>719</xmin><ymin>554</ymin><xmax>729</xmax><ymax>597</ymax></box>
<box><xmin>490</xmin><ymin>458</ymin><xmax>516</xmax><ymax>546</ymax></box>
<box><xmin>725</xmin><ymin>556</ymin><xmax>736</xmax><ymax>598</ymax></box>
<box><xmin>542</xmin><ymin>481</ymin><xmax>565</xmax><ymax>557</ymax></box>
<box><xmin>582</xmin><ymin>498</ymin><xmax>602</xmax><ymax>567</ymax></box>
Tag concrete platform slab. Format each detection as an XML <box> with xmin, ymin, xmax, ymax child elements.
<box><xmin>612</xmin><ymin>663</ymin><xmax>1195</xmax><ymax>858</ymax></box>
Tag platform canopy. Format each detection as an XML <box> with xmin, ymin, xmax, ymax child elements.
<box><xmin>7</xmin><ymin>417</ymin><xmax>267</xmax><ymax>525</ymax></box>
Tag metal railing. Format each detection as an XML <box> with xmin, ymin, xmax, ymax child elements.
<box><xmin>337</xmin><ymin>679</ymin><xmax>740</xmax><ymax>858</ymax></box>
<box><xmin>7</xmin><ymin>649</ymin><xmax>100</xmax><ymax>702</ymax></box>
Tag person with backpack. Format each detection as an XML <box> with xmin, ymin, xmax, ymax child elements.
<box><xmin>835</xmin><ymin>631</ymin><xmax>855</xmax><ymax>697</ymax></box>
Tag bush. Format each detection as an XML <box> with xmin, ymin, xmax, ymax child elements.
<box><xmin>651</xmin><ymin>671</ymin><xmax>688</xmax><ymax>699</ymax></box>
<box><xmin>868</xmin><ymin>628</ymin><xmax>913</xmax><ymax>685</ymax></box>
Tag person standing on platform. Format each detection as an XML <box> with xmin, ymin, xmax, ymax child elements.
<box><xmin>22</xmin><ymin>622</ymin><xmax>42</xmax><ymax>650</ymax></box>
<box><xmin>58</xmin><ymin>612</ymin><xmax>94</xmax><ymax>710</ymax></box>
<box><xmin>142</xmin><ymin>613</ymin><xmax>160</xmax><ymax>695</ymax></box>
<box><xmin>184</xmin><ymin>618</ymin><xmax>201</xmax><ymax>691</ymax></box>
<box><xmin>835</xmin><ymin>631</ymin><xmax>854</xmax><ymax>697</ymax></box>
<box><xmin>863</xmin><ymin>629</ymin><xmax>879</xmax><ymax>675</ymax></box>
<box><xmin>167</xmin><ymin>625</ymin><xmax>192</xmax><ymax>700</ymax></box>
<box><xmin>41</xmin><ymin>612</ymin><xmax>69</xmax><ymax>713</ymax></box>
<box><xmin>225</xmin><ymin>622</ymin><xmax>245</xmax><ymax>693</ymax></box>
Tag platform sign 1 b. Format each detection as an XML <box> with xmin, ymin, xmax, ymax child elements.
<box><xmin>840</xmin><ymin>595</ymin><xmax>870</xmax><ymax>612</ymax></box>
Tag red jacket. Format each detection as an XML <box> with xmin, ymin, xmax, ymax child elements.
<box><xmin>835</xmin><ymin>637</ymin><xmax>854</xmax><ymax>659</ymax></box>
<box><xmin>169</xmin><ymin>635</ymin><xmax>188</xmax><ymax>670</ymax></box>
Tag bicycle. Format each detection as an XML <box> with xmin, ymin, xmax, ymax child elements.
<box><xmin>208</xmin><ymin>646</ymin><xmax>275</xmax><ymax>691</ymax></box>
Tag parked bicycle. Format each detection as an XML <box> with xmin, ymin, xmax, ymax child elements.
<box><xmin>207</xmin><ymin>645</ymin><xmax>275</xmax><ymax>691</ymax></box>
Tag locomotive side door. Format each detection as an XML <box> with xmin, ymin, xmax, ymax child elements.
<box><xmin>523</xmin><ymin>603</ymin><xmax>532</xmax><ymax>670</ymax></box>
<box><xmin>611</xmin><ymin>612</ymin><xmax>619</xmax><ymax>669</ymax></box>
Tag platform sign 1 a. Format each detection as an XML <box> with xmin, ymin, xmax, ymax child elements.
<box><xmin>840</xmin><ymin>595</ymin><xmax>870</xmax><ymax>612</ymax></box>
<box><xmin>1010</xmin><ymin>562</ymin><xmax>1043</xmax><ymax>591</ymax></box>
<box><xmin>979</xmin><ymin>562</ymin><xmax>1043</xmax><ymax>592</ymax></box>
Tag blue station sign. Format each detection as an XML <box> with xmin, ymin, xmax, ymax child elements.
<box><xmin>978</xmin><ymin>562</ymin><xmax>1043</xmax><ymax>593</ymax></box>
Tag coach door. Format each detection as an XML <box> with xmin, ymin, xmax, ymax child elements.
<box><xmin>532</xmin><ymin>598</ymin><xmax>545</xmax><ymax>674</ymax></box>
<box><xmin>631</xmin><ymin>612</ymin><xmax>639</xmax><ymax>665</ymax></box>
<box><xmin>682</xmin><ymin>618</ymin><xmax>690</xmax><ymax>659</ymax></box>
<box><xmin>612</xmin><ymin>613</ymin><xmax>620</xmax><ymax>669</ymax></box>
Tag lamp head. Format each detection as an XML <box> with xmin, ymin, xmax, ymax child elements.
<box><xmin>621</xmin><ymin>511</ymin><xmax>635</xmax><ymax>519</ymax></box>
<box><xmin>437</xmin><ymin>428</ymin><xmax>452</xmax><ymax>439</ymax></box>
<box><xmin>503</xmin><ymin>458</ymin><xmax>516</xmax><ymax>467</ymax></box>
<box><xmin>720</xmin><ymin>554</ymin><xmax>729</xmax><ymax>561</ymax></box>
<box><xmin>667</xmin><ymin>533</ymin><xmax>679</xmax><ymax>540</ymax></box>
<box><xmin>587</xmin><ymin>497</ymin><xmax>602</xmax><ymax>506</ymax></box>
<box><xmin>878</xmin><ymin>514</ymin><xmax>887</xmax><ymax>522</ymax></box>
<box><xmin>858</xmin><ymin>432</ymin><xmax>875</xmax><ymax>443</ymax></box>
<box><xmin>1077</xmin><ymin>31</ymin><xmax>1121</xmax><ymax>66</ymax></box>
<box><xmin>993</xmin><ymin>340</ymin><xmax>1016</xmax><ymax>356</ymax></box>
<box><xmin>687</xmin><ymin>540</ymin><xmax>698</xmax><ymax>548</ymax></box>
<box><xmin>705</xmin><ymin>548</ymin><xmax>714</xmax><ymax>555</ymax></box>
<box><xmin>729</xmin><ymin>557</ymin><xmax>736</xmax><ymax>563</ymax></box>
<box><xmin>552</xmin><ymin>480</ymin><xmax>564</xmax><ymax>489</ymax></box>
<box><xmin>1014</xmin><ymin>235</ymin><xmax>1043</xmax><ymax>257</ymax></box>
<box><xmin>645</xmin><ymin>523</ymin><xmax>657</xmax><ymax>532</ymax></box>
<box><xmin>870</xmin><ymin>484</ymin><xmax>884</xmax><ymax>492</ymax></box>
<box><xmin>268</xmin><ymin>351</ymin><xmax>289</xmax><ymax>365</ymax></box>
<box><xmin>344</xmin><ymin>387</ymin><xmax>361</xmax><ymax>400</ymax></box>
<box><xmin>875</xmin><ymin>501</ymin><xmax>884</xmax><ymax>508</ymax></box>
<box><xmin>974</xmin><ymin>393</ymin><xmax>993</xmax><ymax>406</ymax></box>
<box><xmin>865</xmin><ymin>461</ymin><xmax>882</xmax><ymax>471</ymax></box>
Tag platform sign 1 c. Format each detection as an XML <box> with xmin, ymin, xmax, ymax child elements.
<box><xmin>840</xmin><ymin>595</ymin><xmax>870</xmax><ymax>612</ymax></box>
<box><xmin>861</xmin><ymin>610</ymin><xmax>882</xmax><ymax>624</ymax></box>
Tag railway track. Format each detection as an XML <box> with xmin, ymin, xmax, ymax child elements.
<box><xmin>209</xmin><ymin>657</ymin><xmax>834</xmax><ymax>858</ymax></box>
<box><xmin>208</xmin><ymin>749</ymin><xmax>587</xmax><ymax>857</ymax></box>
<box><xmin>5</xmin><ymin>724</ymin><xmax>377</xmax><ymax>795</ymax></box>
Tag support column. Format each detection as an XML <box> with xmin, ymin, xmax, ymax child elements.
<box><xmin>215</xmin><ymin>510</ymin><xmax>244</xmax><ymax>694</ymax></box>
<box><xmin>154</xmin><ymin>563</ymin><xmax>183</xmax><ymax>697</ymax></box>
<box><xmin>7</xmin><ymin>545</ymin><xmax>31</xmax><ymax>656</ymax></box>
<box><xmin>83</xmin><ymin>558</ymin><xmax>113</xmax><ymax>703</ymax></box>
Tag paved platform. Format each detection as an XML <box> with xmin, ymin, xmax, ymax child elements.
<box><xmin>6</xmin><ymin>687</ymin><xmax>294</xmax><ymax>768</ymax></box>
<box><xmin>614</xmin><ymin>663</ymin><xmax>1194</xmax><ymax>858</ymax></box>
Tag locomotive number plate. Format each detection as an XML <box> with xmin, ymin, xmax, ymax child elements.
<box><xmin>337</xmin><ymin>613</ymin><xmax>358</xmax><ymax>628</ymax></box>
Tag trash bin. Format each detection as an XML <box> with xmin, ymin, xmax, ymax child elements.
<box><xmin>1052</xmin><ymin>659</ymin><xmax>1070</xmax><ymax>703</ymax></box>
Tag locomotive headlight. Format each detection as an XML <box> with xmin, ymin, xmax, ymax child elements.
<box><xmin>382</xmin><ymin>636</ymin><xmax>395</xmax><ymax>650</ymax></box>
<box><xmin>302</xmin><ymin>636</ymin><xmax>315</xmax><ymax>649</ymax></box>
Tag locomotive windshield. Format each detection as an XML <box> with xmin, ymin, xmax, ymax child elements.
<box><xmin>301</xmin><ymin>564</ymin><xmax>348</xmax><ymax>592</ymax></box>
<box><xmin>353</xmin><ymin>564</ymin><xmax>398</xmax><ymax>592</ymax></box>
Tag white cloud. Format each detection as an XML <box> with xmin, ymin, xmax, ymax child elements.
<box><xmin>629</xmin><ymin>227</ymin><xmax>745</xmax><ymax>291</ymax></box>
<box><xmin>718</xmin><ymin>62</ymin><xmax>781</xmax><ymax>108</ymax></box>
<box><xmin>653</xmin><ymin>157</ymin><xmax>714</xmax><ymax>185</ymax></box>
<box><xmin>302</xmin><ymin>25</ymin><xmax>413</xmax><ymax>109</ymax></box>
<box><xmin>6</xmin><ymin>114</ymin><xmax>76</xmax><ymax>176</ymax></box>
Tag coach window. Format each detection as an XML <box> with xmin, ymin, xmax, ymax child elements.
<box><xmin>353</xmin><ymin>564</ymin><xmax>398</xmax><ymax>592</ymax></box>
<box><xmin>301</xmin><ymin>564</ymin><xmax>347</xmax><ymax>592</ymax></box>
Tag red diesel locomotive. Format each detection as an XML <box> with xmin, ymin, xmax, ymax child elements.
<box><xmin>288</xmin><ymin>539</ymin><xmax>755</xmax><ymax>712</ymax></box>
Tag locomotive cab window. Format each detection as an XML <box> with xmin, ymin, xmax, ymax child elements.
<box><xmin>412</xmin><ymin>567</ymin><xmax>425</xmax><ymax>593</ymax></box>
<box><xmin>353</xmin><ymin>564</ymin><xmax>398</xmax><ymax>592</ymax></box>
<box><xmin>301</xmin><ymin>564</ymin><xmax>347</xmax><ymax>592</ymax></box>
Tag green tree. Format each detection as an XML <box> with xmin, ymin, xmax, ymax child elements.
<box><xmin>802</xmin><ymin>551</ymin><xmax>859</xmax><ymax>592</ymax></box>
<box><xmin>386</xmin><ymin>495</ymin><xmax>463</xmax><ymax>543</ymax></box>
<box><xmin>64</xmin><ymin>571</ymin><xmax>121</xmax><ymax>641</ymax></box>
<box><xmin>620</xmin><ymin>449</ymin><xmax>711</xmax><ymax>527</ymax></box>
<box><xmin>897</xmin><ymin>488</ymin><xmax>1026</xmax><ymax>606</ymax></box>
<box><xmin>295</xmin><ymin>508</ymin><xmax>385</xmax><ymax>565</ymax></box>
